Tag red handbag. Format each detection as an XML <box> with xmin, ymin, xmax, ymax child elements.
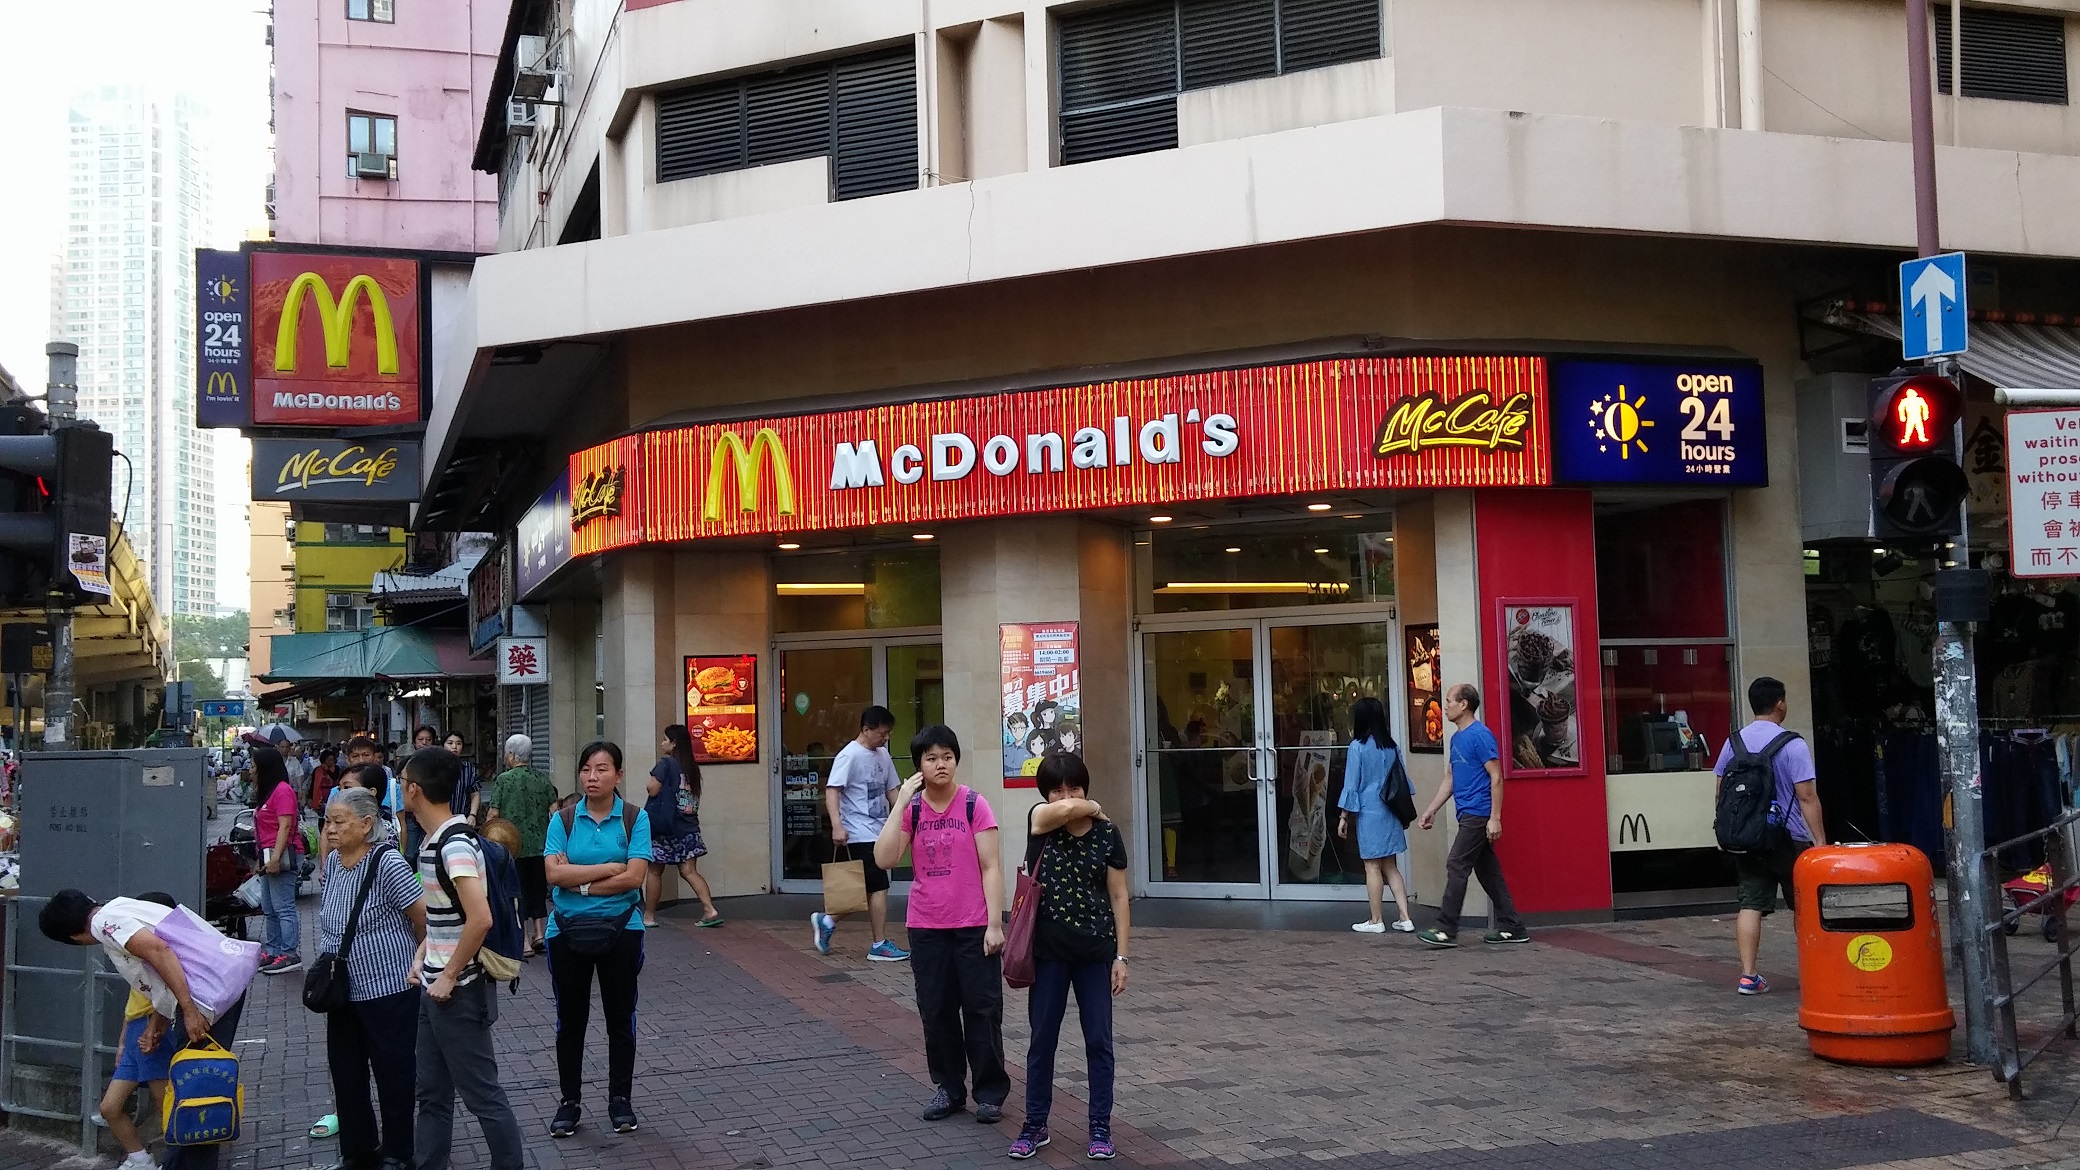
<box><xmin>1002</xmin><ymin>835</ymin><xmax>1050</xmax><ymax>989</ymax></box>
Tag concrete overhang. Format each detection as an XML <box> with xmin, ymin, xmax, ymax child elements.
<box><xmin>426</xmin><ymin>104</ymin><xmax>2080</xmax><ymax>512</ymax></box>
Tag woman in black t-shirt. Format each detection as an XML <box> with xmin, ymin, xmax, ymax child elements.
<box><xmin>1010</xmin><ymin>754</ymin><xmax>1130</xmax><ymax>1162</ymax></box>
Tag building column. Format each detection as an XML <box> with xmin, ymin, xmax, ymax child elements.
<box><xmin>667</xmin><ymin>550</ymin><xmax>772</xmax><ymax>897</ymax></box>
<box><xmin>1420</xmin><ymin>491</ymin><xmax>1487</xmax><ymax>920</ymax></box>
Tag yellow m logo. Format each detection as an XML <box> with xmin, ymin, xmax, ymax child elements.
<box><xmin>274</xmin><ymin>272</ymin><xmax>399</xmax><ymax>375</ymax></box>
<box><xmin>204</xmin><ymin>371</ymin><xmax>240</xmax><ymax>397</ymax></box>
<box><xmin>704</xmin><ymin>428</ymin><xmax>797</xmax><ymax>521</ymax></box>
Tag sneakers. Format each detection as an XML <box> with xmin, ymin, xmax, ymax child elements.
<box><xmin>869</xmin><ymin>939</ymin><xmax>911</xmax><ymax>962</ymax></box>
<box><xmin>1415</xmin><ymin>928</ymin><xmax>1458</xmax><ymax>948</ymax></box>
<box><xmin>1351</xmin><ymin>920</ymin><xmax>1387</xmax><ymax>934</ymax></box>
<box><xmin>1738</xmin><ymin>973</ymin><xmax>1770</xmax><ymax>996</ymax></box>
<box><xmin>811</xmin><ymin>912</ymin><xmax>835</xmax><ymax>955</ymax></box>
<box><xmin>261</xmin><ymin>953</ymin><xmax>303</xmax><ymax>975</ymax></box>
<box><xmin>550</xmin><ymin>1100</ymin><xmax>580</xmax><ymax>1138</ymax></box>
<box><xmin>976</xmin><ymin>1102</ymin><xmax>1003</xmax><ymax>1124</ymax></box>
<box><xmin>1483</xmin><ymin>929</ymin><xmax>1532</xmax><ymax>945</ymax></box>
<box><xmin>1008</xmin><ymin>1125</ymin><xmax>1050</xmax><ymax>1159</ymax></box>
<box><xmin>609</xmin><ymin>1096</ymin><xmax>639</xmax><ymax>1133</ymax></box>
<box><xmin>921</xmin><ymin>1087</ymin><xmax>966</xmax><ymax>1121</ymax></box>
<box><xmin>1390</xmin><ymin>919</ymin><xmax>1416</xmax><ymax>933</ymax></box>
<box><xmin>1088</xmin><ymin>1127</ymin><xmax>1117</xmax><ymax>1160</ymax></box>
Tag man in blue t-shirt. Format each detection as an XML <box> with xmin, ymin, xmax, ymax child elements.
<box><xmin>1415</xmin><ymin>683</ymin><xmax>1529</xmax><ymax>947</ymax></box>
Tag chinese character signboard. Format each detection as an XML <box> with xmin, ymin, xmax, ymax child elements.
<box><xmin>249</xmin><ymin>251</ymin><xmax>421</xmax><ymax>426</ymax></box>
<box><xmin>195</xmin><ymin>249</ymin><xmax>250</xmax><ymax>428</ymax></box>
<box><xmin>685</xmin><ymin>655</ymin><xmax>759</xmax><ymax>764</ymax></box>
<box><xmin>496</xmin><ymin>636</ymin><xmax>549</xmax><ymax>685</ymax></box>
<box><xmin>2007</xmin><ymin>408</ymin><xmax>2080</xmax><ymax>578</ymax></box>
<box><xmin>1548</xmin><ymin>361</ymin><xmax>1767</xmax><ymax>486</ymax></box>
<box><xmin>249</xmin><ymin>438</ymin><xmax>422</xmax><ymax>502</ymax></box>
<box><xmin>1001</xmin><ymin>622</ymin><xmax>1081</xmax><ymax>788</ymax></box>
<box><xmin>515</xmin><ymin>471</ymin><xmax>573</xmax><ymax>599</ymax></box>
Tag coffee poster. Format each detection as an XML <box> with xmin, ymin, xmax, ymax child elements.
<box><xmin>1501</xmin><ymin>602</ymin><xmax>1581</xmax><ymax>774</ymax></box>
<box><xmin>1405</xmin><ymin>624</ymin><xmax>1442</xmax><ymax>754</ymax></box>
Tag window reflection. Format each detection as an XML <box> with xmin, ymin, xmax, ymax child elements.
<box><xmin>1145</xmin><ymin>522</ymin><xmax>1394</xmax><ymax>614</ymax></box>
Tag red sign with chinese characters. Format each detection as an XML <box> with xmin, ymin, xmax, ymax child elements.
<box><xmin>496</xmin><ymin>637</ymin><xmax>549</xmax><ymax>685</ymax></box>
<box><xmin>568</xmin><ymin>356</ymin><xmax>1548</xmax><ymax>550</ymax></box>
<box><xmin>250</xmin><ymin>251</ymin><xmax>421</xmax><ymax>426</ymax></box>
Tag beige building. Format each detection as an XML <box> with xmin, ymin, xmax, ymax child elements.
<box><xmin>247</xmin><ymin>499</ymin><xmax>294</xmax><ymax>704</ymax></box>
<box><xmin>418</xmin><ymin>0</ymin><xmax>2080</xmax><ymax>917</ymax></box>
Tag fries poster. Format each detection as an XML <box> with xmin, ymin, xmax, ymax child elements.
<box><xmin>684</xmin><ymin>654</ymin><xmax>760</xmax><ymax>764</ymax></box>
<box><xmin>1000</xmin><ymin>622</ymin><xmax>1081</xmax><ymax>789</ymax></box>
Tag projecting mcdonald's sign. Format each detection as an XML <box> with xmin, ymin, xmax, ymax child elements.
<box><xmin>567</xmin><ymin>356</ymin><xmax>1550</xmax><ymax>555</ymax></box>
<box><xmin>250</xmin><ymin>251</ymin><xmax>420</xmax><ymax>426</ymax></box>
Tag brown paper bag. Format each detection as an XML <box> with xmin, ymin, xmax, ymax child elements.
<box><xmin>822</xmin><ymin>851</ymin><xmax>869</xmax><ymax>917</ymax></box>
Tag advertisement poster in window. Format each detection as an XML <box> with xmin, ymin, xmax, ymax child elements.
<box><xmin>684</xmin><ymin>655</ymin><xmax>759</xmax><ymax>764</ymax></box>
<box><xmin>1285</xmin><ymin>730</ymin><xmax>1335</xmax><ymax>881</ymax></box>
<box><xmin>1405</xmin><ymin>623</ymin><xmax>1442</xmax><ymax>753</ymax></box>
<box><xmin>1499</xmin><ymin>600</ymin><xmax>1582</xmax><ymax>775</ymax></box>
<box><xmin>1000</xmin><ymin>622</ymin><xmax>1081</xmax><ymax>788</ymax></box>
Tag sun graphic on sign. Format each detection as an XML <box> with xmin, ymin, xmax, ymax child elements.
<box><xmin>1587</xmin><ymin>384</ymin><xmax>1654</xmax><ymax>460</ymax></box>
<box><xmin>206</xmin><ymin>274</ymin><xmax>239</xmax><ymax>303</ymax></box>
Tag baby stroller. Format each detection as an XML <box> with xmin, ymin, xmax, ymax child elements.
<box><xmin>205</xmin><ymin>811</ymin><xmax>261</xmax><ymax>939</ymax></box>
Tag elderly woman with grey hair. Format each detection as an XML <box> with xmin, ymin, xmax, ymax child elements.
<box><xmin>318</xmin><ymin>785</ymin><xmax>428</xmax><ymax>1170</ymax></box>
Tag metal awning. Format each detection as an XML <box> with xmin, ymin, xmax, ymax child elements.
<box><xmin>1846</xmin><ymin>312</ymin><xmax>2080</xmax><ymax>389</ymax></box>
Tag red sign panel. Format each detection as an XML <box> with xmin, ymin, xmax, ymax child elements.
<box><xmin>569</xmin><ymin>357</ymin><xmax>1547</xmax><ymax>549</ymax></box>
<box><xmin>250</xmin><ymin>251</ymin><xmax>420</xmax><ymax>425</ymax></box>
<box><xmin>684</xmin><ymin>655</ymin><xmax>759</xmax><ymax>765</ymax></box>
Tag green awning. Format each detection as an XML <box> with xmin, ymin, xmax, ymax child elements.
<box><xmin>260</xmin><ymin>628</ymin><xmax>491</xmax><ymax>683</ymax></box>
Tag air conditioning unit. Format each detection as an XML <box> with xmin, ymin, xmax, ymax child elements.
<box><xmin>506</xmin><ymin>99</ymin><xmax>539</xmax><ymax>136</ymax></box>
<box><xmin>325</xmin><ymin>593</ymin><xmax>358</xmax><ymax>608</ymax></box>
<box><xmin>513</xmin><ymin>35</ymin><xmax>554</xmax><ymax>100</ymax></box>
<box><xmin>353</xmin><ymin>151</ymin><xmax>394</xmax><ymax>180</ymax></box>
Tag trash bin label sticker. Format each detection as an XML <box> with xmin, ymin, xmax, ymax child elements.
<box><xmin>1847</xmin><ymin>934</ymin><xmax>1894</xmax><ymax>972</ymax></box>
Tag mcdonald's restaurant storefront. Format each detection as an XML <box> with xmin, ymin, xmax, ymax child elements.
<box><xmin>511</xmin><ymin>347</ymin><xmax>1799</xmax><ymax>918</ymax></box>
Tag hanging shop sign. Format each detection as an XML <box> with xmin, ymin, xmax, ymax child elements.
<box><xmin>2006</xmin><ymin>407</ymin><xmax>2080</xmax><ymax>578</ymax></box>
<box><xmin>1548</xmin><ymin>361</ymin><xmax>1767</xmax><ymax>486</ymax></box>
<box><xmin>568</xmin><ymin>357</ymin><xmax>1550</xmax><ymax>552</ymax></box>
<box><xmin>249</xmin><ymin>251</ymin><xmax>421</xmax><ymax>426</ymax></box>
<box><xmin>684</xmin><ymin>655</ymin><xmax>759</xmax><ymax>764</ymax></box>
<box><xmin>1000</xmin><ymin>622</ymin><xmax>1081</xmax><ymax>789</ymax></box>
<box><xmin>496</xmin><ymin>636</ymin><xmax>550</xmax><ymax>685</ymax></box>
<box><xmin>250</xmin><ymin>437</ymin><xmax>421</xmax><ymax>501</ymax></box>
<box><xmin>194</xmin><ymin>249</ymin><xmax>251</xmax><ymax>429</ymax></box>
<box><xmin>515</xmin><ymin>471</ymin><xmax>574</xmax><ymax>598</ymax></box>
<box><xmin>469</xmin><ymin>542</ymin><xmax>512</xmax><ymax>655</ymax></box>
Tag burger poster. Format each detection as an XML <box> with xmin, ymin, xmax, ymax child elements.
<box><xmin>684</xmin><ymin>655</ymin><xmax>760</xmax><ymax>764</ymax></box>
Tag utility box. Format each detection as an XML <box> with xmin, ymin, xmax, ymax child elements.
<box><xmin>3</xmin><ymin>750</ymin><xmax>208</xmax><ymax>1145</ymax></box>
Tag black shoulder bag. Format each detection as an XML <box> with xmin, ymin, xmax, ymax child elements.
<box><xmin>303</xmin><ymin>844</ymin><xmax>390</xmax><ymax>1013</ymax></box>
<box><xmin>552</xmin><ymin>803</ymin><xmax>642</xmax><ymax>957</ymax></box>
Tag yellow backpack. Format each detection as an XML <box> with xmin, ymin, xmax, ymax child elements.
<box><xmin>163</xmin><ymin>1037</ymin><xmax>243</xmax><ymax>1146</ymax></box>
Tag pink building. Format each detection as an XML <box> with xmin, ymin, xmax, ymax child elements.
<box><xmin>270</xmin><ymin>0</ymin><xmax>503</xmax><ymax>251</ymax></box>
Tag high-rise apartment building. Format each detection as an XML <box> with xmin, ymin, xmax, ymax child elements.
<box><xmin>52</xmin><ymin>87</ymin><xmax>217</xmax><ymax>617</ymax></box>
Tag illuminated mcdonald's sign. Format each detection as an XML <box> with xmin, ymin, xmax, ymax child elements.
<box><xmin>703</xmin><ymin>428</ymin><xmax>797</xmax><ymax>522</ymax></box>
<box><xmin>250</xmin><ymin>251</ymin><xmax>420</xmax><ymax>426</ymax></box>
<box><xmin>274</xmin><ymin>272</ymin><xmax>399</xmax><ymax>376</ymax></box>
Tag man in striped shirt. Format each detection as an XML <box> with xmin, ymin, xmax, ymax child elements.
<box><xmin>405</xmin><ymin>748</ymin><xmax>524</xmax><ymax>1170</ymax></box>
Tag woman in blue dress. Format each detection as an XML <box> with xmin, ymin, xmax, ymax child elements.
<box><xmin>1336</xmin><ymin>697</ymin><xmax>1414</xmax><ymax>934</ymax></box>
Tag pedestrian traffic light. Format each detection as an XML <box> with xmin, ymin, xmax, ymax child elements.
<box><xmin>0</xmin><ymin>410</ymin><xmax>114</xmax><ymax>607</ymax></box>
<box><xmin>1868</xmin><ymin>369</ymin><xmax>1968</xmax><ymax>541</ymax></box>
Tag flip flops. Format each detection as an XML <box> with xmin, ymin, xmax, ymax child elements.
<box><xmin>695</xmin><ymin>914</ymin><xmax>725</xmax><ymax>928</ymax></box>
<box><xmin>309</xmin><ymin>1114</ymin><xmax>339</xmax><ymax>1139</ymax></box>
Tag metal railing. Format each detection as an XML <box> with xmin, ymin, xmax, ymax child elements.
<box><xmin>0</xmin><ymin>893</ymin><xmax>126</xmax><ymax>1152</ymax></box>
<box><xmin>1982</xmin><ymin>809</ymin><xmax>2080</xmax><ymax>1099</ymax></box>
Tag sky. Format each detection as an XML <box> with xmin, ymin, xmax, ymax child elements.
<box><xmin>0</xmin><ymin>0</ymin><xmax>274</xmax><ymax>617</ymax></box>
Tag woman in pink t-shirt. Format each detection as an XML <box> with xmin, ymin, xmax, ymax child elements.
<box><xmin>250</xmin><ymin>745</ymin><xmax>304</xmax><ymax>975</ymax></box>
<box><xmin>874</xmin><ymin>725</ymin><xmax>1008</xmax><ymax>1123</ymax></box>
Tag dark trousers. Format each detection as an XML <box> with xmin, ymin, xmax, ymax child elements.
<box><xmin>909</xmin><ymin>926</ymin><xmax>1009</xmax><ymax>1106</ymax></box>
<box><xmin>1434</xmin><ymin>815</ymin><xmax>1524</xmax><ymax>936</ymax></box>
<box><xmin>327</xmin><ymin>987</ymin><xmax>419</xmax><ymax>1165</ymax></box>
<box><xmin>518</xmin><ymin>855</ymin><xmax>549</xmax><ymax>922</ymax></box>
<box><xmin>159</xmin><ymin>995</ymin><xmax>244</xmax><ymax>1170</ymax></box>
<box><xmin>548</xmin><ymin>928</ymin><xmax>644</xmax><ymax>1102</ymax></box>
<box><xmin>1024</xmin><ymin>958</ymin><xmax>1114</xmax><ymax>1131</ymax></box>
<box><xmin>414</xmin><ymin>978</ymin><xmax>523</xmax><ymax>1170</ymax></box>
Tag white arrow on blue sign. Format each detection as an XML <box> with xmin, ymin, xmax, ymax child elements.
<box><xmin>1900</xmin><ymin>252</ymin><xmax>1968</xmax><ymax>361</ymax></box>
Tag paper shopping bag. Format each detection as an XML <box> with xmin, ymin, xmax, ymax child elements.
<box><xmin>822</xmin><ymin>852</ymin><xmax>868</xmax><ymax>917</ymax></box>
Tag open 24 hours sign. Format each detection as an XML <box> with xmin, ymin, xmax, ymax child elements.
<box><xmin>1548</xmin><ymin>360</ymin><xmax>1767</xmax><ymax>487</ymax></box>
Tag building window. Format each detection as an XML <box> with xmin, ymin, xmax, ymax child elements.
<box><xmin>320</xmin><ymin>523</ymin><xmax>392</xmax><ymax>543</ymax></box>
<box><xmin>1137</xmin><ymin>515</ymin><xmax>1394</xmax><ymax>614</ymax></box>
<box><xmin>347</xmin><ymin>0</ymin><xmax>394</xmax><ymax>21</ymax></box>
<box><xmin>773</xmin><ymin>546</ymin><xmax>940</xmax><ymax>633</ymax></box>
<box><xmin>1058</xmin><ymin>0</ymin><xmax>1383</xmax><ymax>166</ymax></box>
<box><xmin>347</xmin><ymin>112</ymin><xmax>398</xmax><ymax>180</ymax></box>
<box><xmin>654</xmin><ymin>45</ymin><xmax>918</xmax><ymax>201</ymax></box>
<box><xmin>325</xmin><ymin>592</ymin><xmax>375</xmax><ymax>631</ymax></box>
<box><xmin>1594</xmin><ymin>499</ymin><xmax>1735</xmax><ymax>776</ymax></box>
<box><xmin>1936</xmin><ymin>6</ymin><xmax>2068</xmax><ymax>105</ymax></box>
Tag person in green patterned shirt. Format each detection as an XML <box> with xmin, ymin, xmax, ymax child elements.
<box><xmin>484</xmin><ymin>734</ymin><xmax>558</xmax><ymax>956</ymax></box>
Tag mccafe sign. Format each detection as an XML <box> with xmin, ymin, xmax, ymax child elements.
<box><xmin>250</xmin><ymin>438</ymin><xmax>422</xmax><ymax>502</ymax></box>
<box><xmin>566</xmin><ymin>356</ymin><xmax>1552</xmax><ymax>555</ymax></box>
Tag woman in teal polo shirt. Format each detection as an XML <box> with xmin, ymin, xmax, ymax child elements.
<box><xmin>543</xmin><ymin>740</ymin><xmax>652</xmax><ymax>1140</ymax></box>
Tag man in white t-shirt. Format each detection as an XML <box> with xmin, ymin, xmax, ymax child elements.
<box><xmin>814</xmin><ymin>706</ymin><xmax>908</xmax><ymax>962</ymax></box>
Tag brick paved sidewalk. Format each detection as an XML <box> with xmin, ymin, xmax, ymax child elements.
<box><xmin>7</xmin><ymin>898</ymin><xmax>2080</xmax><ymax>1169</ymax></box>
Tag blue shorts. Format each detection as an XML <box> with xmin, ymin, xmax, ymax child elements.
<box><xmin>113</xmin><ymin>1015</ymin><xmax>172</xmax><ymax>1084</ymax></box>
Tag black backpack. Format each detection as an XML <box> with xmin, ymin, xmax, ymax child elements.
<box><xmin>1713</xmin><ymin>730</ymin><xmax>1801</xmax><ymax>854</ymax></box>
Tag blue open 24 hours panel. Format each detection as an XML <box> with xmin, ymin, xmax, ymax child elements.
<box><xmin>1548</xmin><ymin>359</ymin><xmax>1767</xmax><ymax>487</ymax></box>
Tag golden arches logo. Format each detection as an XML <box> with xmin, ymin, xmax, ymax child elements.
<box><xmin>274</xmin><ymin>272</ymin><xmax>399</xmax><ymax>376</ymax></box>
<box><xmin>704</xmin><ymin>429</ymin><xmax>797</xmax><ymax>522</ymax></box>
<box><xmin>204</xmin><ymin>371</ymin><xmax>241</xmax><ymax>398</ymax></box>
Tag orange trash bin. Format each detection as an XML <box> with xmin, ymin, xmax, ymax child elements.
<box><xmin>1794</xmin><ymin>842</ymin><xmax>1955</xmax><ymax>1066</ymax></box>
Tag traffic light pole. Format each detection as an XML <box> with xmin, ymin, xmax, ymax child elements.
<box><xmin>41</xmin><ymin>344</ymin><xmax>77</xmax><ymax>752</ymax></box>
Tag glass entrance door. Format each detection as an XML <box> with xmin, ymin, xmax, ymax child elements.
<box><xmin>775</xmin><ymin>637</ymin><xmax>943</xmax><ymax>890</ymax></box>
<box><xmin>1139</xmin><ymin>613</ymin><xmax>1398</xmax><ymax>899</ymax></box>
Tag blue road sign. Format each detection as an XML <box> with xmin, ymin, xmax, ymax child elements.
<box><xmin>1900</xmin><ymin>252</ymin><xmax>1968</xmax><ymax>361</ymax></box>
<box><xmin>198</xmin><ymin>699</ymin><xmax>246</xmax><ymax>718</ymax></box>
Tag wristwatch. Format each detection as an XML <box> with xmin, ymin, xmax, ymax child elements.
<box><xmin>1114</xmin><ymin>955</ymin><xmax>1129</xmax><ymax>964</ymax></box>
<box><xmin>579</xmin><ymin>881</ymin><xmax>592</xmax><ymax>897</ymax></box>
